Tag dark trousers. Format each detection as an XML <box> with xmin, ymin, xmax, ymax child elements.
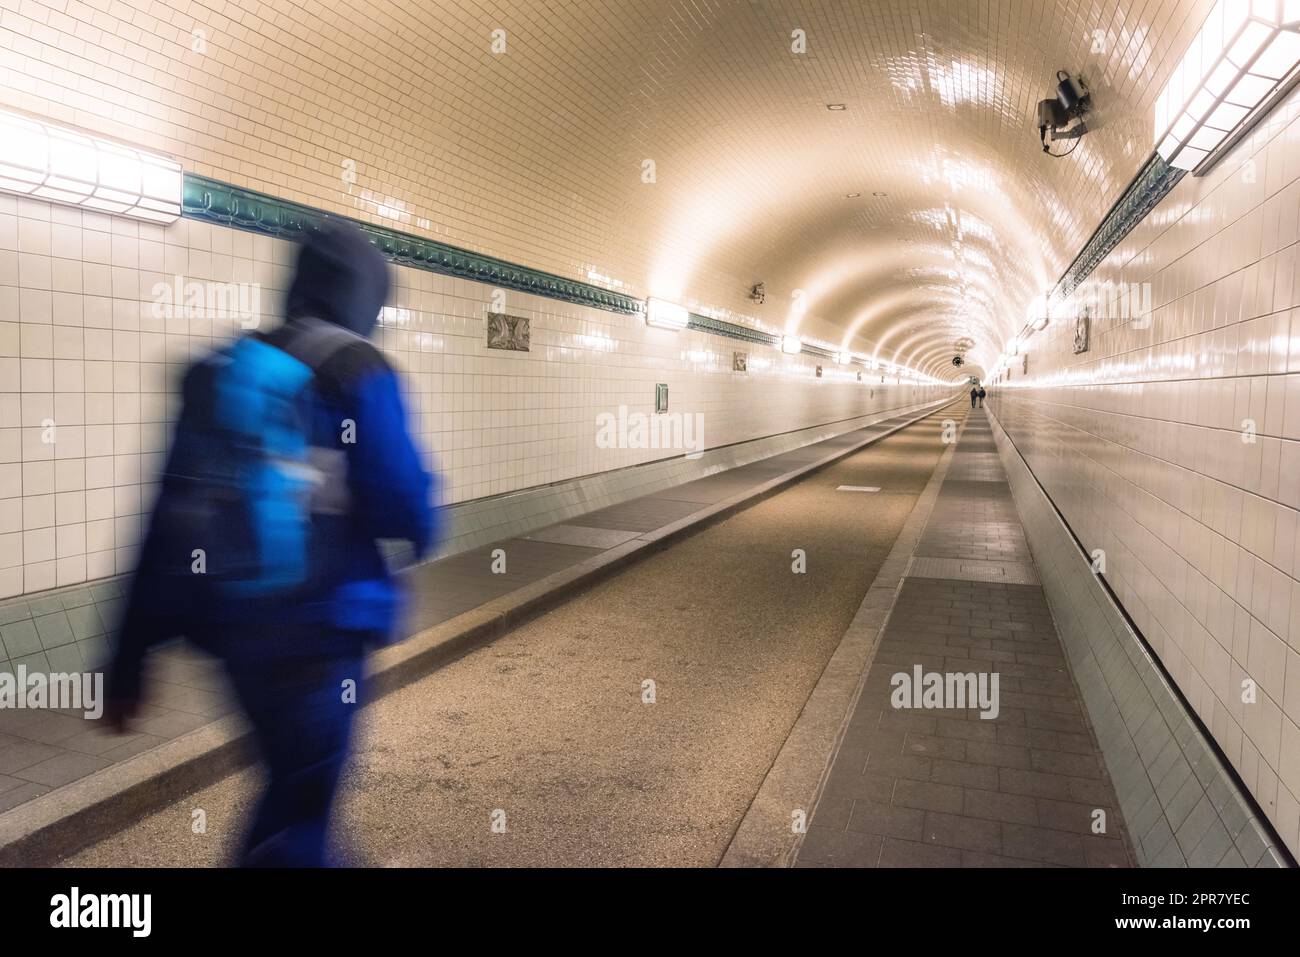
<box><xmin>220</xmin><ymin>623</ymin><xmax>370</xmax><ymax>867</ymax></box>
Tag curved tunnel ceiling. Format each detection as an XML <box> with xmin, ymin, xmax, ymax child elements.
<box><xmin>4</xmin><ymin>0</ymin><xmax>1215</xmax><ymax>381</ymax></box>
<box><xmin>437</xmin><ymin>0</ymin><xmax>1215</xmax><ymax>379</ymax></box>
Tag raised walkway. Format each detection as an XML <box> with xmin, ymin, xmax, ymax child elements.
<box><xmin>792</xmin><ymin>409</ymin><xmax>1136</xmax><ymax>867</ymax></box>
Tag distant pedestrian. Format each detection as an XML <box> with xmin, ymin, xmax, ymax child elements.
<box><xmin>106</xmin><ymin>219</ymin><xmax>438</xmax><ymax>867</ymax></box>
<box><xmin>970</xmin><ymin>386</ymin><xmax>978</xmax><ymax>408</ymax></box>
<box><xmin>977</xmin><ymin>387</ymin><xmax>986</xmax><ymax>407</ymax></box>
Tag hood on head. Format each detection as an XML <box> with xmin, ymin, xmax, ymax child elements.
<box><xmin>285</xmin><ymin>218</ymin><xmax>390</xmax><ymax>337</ymax></box>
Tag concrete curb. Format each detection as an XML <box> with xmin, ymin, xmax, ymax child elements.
<box><xmin>719</xmin><ymin>404</ymin><xmax>968</xmax><ymax>867</ymax></box>
<box><xmin>0</xmin><ymin>397</ymin><xmax>960</xmax><ymax>866</ymax></box>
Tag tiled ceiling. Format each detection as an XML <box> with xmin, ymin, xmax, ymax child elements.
<box><xmin>0</xmin><ymin>0</ymin><xmax>1216</xmax><ymax>375</ymax></box>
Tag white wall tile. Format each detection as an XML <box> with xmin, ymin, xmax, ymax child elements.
<box><xmin>993</xmin><ymin>85</ymin><xmax>1300</xmax><ymax>859</ymax></box>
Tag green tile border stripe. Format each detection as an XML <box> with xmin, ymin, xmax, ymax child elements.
<box><xmin>189</xmin><ymin>152</ymin><xmax>1183</xmax><ymax>351</ymax></box>
<box><xmin>1052</xmin><ymin>154</ymin><xmax>1185</xmax><ymax>303</ymax></box>
<box><xmin>183</xmin><ymin>173</ymin><xmax>641</xmax><ymax>315</ymax></box>
<box><xmin>182</xmin><ymin>173</ymin><xmax>795</xmax><ymax>352</ymax></box>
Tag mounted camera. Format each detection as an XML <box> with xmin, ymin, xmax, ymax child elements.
<box><xmin>1038</xmin><ymin>71</ymin><xmax>1091</xmax><ymax>156</ymax></box>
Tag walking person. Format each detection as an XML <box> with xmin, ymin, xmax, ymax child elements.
<box><xmin>977</xmin><ymin>386</ymin><xmax>986</xmax><ymax>407</ymax></box>
<box><xmin>970</xmin><ymin>385</ymin><xmax>978</xmax><ymax>408</ymax></box>
<box><xmin>106</xmin><ymin>219</ymin><xmax>437</xmax><ymax>867</ymax></box>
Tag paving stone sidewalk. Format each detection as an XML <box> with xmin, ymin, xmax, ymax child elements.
<box><xmin>796</xmin><ymin>410</ymin><xmax>1137</xmax><ymax>868</ymax></box>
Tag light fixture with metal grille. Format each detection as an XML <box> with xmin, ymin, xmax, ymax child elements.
<box><xmin>644</xmin><ymin>297</ymin><xmax>691</xmax><ymax>330</ymax></box>
<box><xmin>1155</xmin><ymin>0</ymin><xmax>1300</xmax><ymax>172</ymax></box>
<box><xmin>0</xmin><ymin>107</ymin><xmax>182</xmax><ymax>223</ymax></box>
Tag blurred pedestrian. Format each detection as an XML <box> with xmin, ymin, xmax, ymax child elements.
<box><xmin>106</xmin><ymin>219</ymin><xmax>437</xmax><ymax>867</ymax></box>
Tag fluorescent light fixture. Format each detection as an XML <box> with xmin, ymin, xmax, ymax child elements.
<box><xmin>781</xmin><ymin>335</ymin><xmax>802</xmax><ymax>354</ymax></box>
<box><xmin>836</xmin><ymin>351</ymin><xmax>852</xmax><ymax>364</ymax></box>
<box><xmin>644</xmin><ymin>297</ymin><xmax>690</xmax><ymax>330</ymax></box>
<box><xmin>1007</xmin><ymin>337</ymin><xmax>1020</xmax><ymax>355</ymax></box>
<box><xmin>0</xmin><ymin>107</ymin><xmax>181</xmax><ymax>223</ymax></box>
<box><xmin>1155</xmin><ymin>1</ymin><xmax>1300</xmax><ymax>172</ymax></box>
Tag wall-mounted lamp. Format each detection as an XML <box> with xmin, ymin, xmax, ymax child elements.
<box><xmin>1156</xmin><ymin>0</ymin><xmax>1300</xmax><ymax>172</ymax></box>
<box><xmin>781</xmin><ymin>335</ymin><xmax>802</xmax><ymax>355</ymax></box>
<box><xmin>0</xmin><ymin>107</ymin><xmax>182</xmax><ymax>223</ymax></box>
<box><xmin>645</xmin><ymin>297</ymin><xmax>690</xmax><ymax>330</ymax></box>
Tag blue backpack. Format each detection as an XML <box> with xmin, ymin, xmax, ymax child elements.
<box><xmin>160</xmin><ymin>319</ymin><xmax>360</xmax><ymax>611</ymax></box>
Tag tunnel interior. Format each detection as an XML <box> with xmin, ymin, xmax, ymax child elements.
<box><xmin>0</xmin><ymin>0</ymin><xmax>1296</xmax><ymax>876</ymax></box>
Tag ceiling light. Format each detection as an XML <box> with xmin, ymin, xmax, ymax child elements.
<box><xmin>1155</xmin><ymin>0</ymin><xmax>1300</xmax><ymax>173</ymax></box>
<box><xmin>845</xmin><ymin>192</ymin><xmax>861</xmax><ymax>198</ymax></box>
<box><xmin>781</xmin><ymin>335</ymin><xmax>802</xmax><ymax>354</ymax></box>
<box><xmin>644</xmin><ymin>297</ymin><xmax>690</xmax><ymax>330</ymax></box>
<box><xmin>836</xmin><ymin>351</ymin><xmax>853</xmax><ymax>364</ymax></box>
<box><xmin>872</xmin><ymin>191</ymin><xmax>888</xmax><ymax>197</ymax></box>
<box><xmin>0</xmin><ymin>107</ymin><xmax>181</xmax><ymax>222</ymax></box>
<box><xmin>826</xmin><ymin>103</ymin><xmax>848</xmax><ymax>111</ymax></box>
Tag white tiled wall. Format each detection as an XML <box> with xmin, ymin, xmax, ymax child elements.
<box><xmin>0</xmin><ymin>191</ymin><xmax>947</xmax><ymax>601</ymax></box>
<box><xmin>989</xmin><ymin>88</ymin><xmax>1300</xmax><ymax>858</ymax></box>
<box><xmin>0</xmin><ymin>0</ymin><xmax>1215</xmax><ymax>378</ymax></box>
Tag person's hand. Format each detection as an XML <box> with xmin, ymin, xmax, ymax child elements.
<box><xmin>102</xmin><ymin>696</ymin><xmax>139</xmax><ymax>734</ymax></box>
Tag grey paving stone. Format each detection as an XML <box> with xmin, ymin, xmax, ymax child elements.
<box><xmin>15</xmin><ymin>750</ymin><xmax>112</xmax><ymax>788</ymax></box>
<box><xmin>25</xmin><ymin>596</ymin><xmax>64</xmax><ymax>617</ymax></box>
<box><xmin>1185</xmin><ymin>820</ymin><xmax>1234</xmax><ymax>868</ymax></box>
<box><xmin>878</xmin><ymin>837</ymin><xmax>962</xmax><ymax>867</ymax></box>
<box><xmin>893</xmin><ymin>778</ymin><xmax>964</xmax><ymax>814</ymax></box>
<box><xmin>0</xmin><ymin>619</ymin><xmax>42</xmax><ymax>659</ymax></box>
<box><xmin>962</xmin><ymin>849</ymin><xmax>1058</xmax><ymax>868</ymax></box>
<box><xmin>1036</xmin><ymin>798</ymin><xmax>1103</xmax><ymax>835</ymax></box>
<box><xmin>921</xmin><ymin>811</ymin><xmax>1002</xmax><ymax>853</ymax></box>
<box><xmin>808</xmin><ymin>795</ymin><xmax>854</xmax><ymax>830</ymax></box>
<box><xmin>1083</xmin><ymin>837</ymin><xmax>1133</xmax><ymax>868</ymax></box>
<box><xmin>0</xmin><ymin>741</ymin><xmax>66</xmax><ymax>775</ymax></box>
<box><xmin>0</xmin><ymin>601</ymin><xmax>32</xmax><ymax>626</ymax></box>
<box><xmin>846</xmin><ymin>801</ymin><xmax>926</xmax><ymax>841</ymax></box>
<box><xmin>0</xmin><ymin>781</ymin><xmax>50</xmax><ymax>813</ymax></box>
<box><xmin>33</xmin><ymin>612</ymin><xmax>75</xmax><ymax>650</ymax></box>
<box><xmin>930</xmin><ymin>758</ymin><xmax>1000</xmax><ymax>790</ymax></box>
<box><xmin>522</xmin><ymin>524</ymin><xmax>641</xmax><ymax>549</ymax></box>
<box><xmin>44</xmin><ymin>643</ymin><xmax>84</xmax><ymax>673</ymax></box>
<box><xmin>65</xmin><ymin>604</ymin><xmax>106</xmax><ymax>640</ymax></box>
<box><xmin>965</xmin><ymin>740</ymin><xmax>1032</xmax><ymax>769</ymax></box>
<box><xmin>1002</xmin><ymin>822</ymin><xmax>1086</xmax><ymax>866</ymax></box>
<box><xmin>798</xmin><ymin>824</ymin><xmax>882</xmax><ymax>867</ymax></box>
<box><xmin>964</xmin><ymin>788</ymin><xmax>1039</xmax><ymax>826</ymax></box>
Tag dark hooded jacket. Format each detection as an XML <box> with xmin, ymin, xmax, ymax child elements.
<box><xmin>109</xmin><ymin>220</ymin><xmax>436</xmax><ymax>698</ymax></box>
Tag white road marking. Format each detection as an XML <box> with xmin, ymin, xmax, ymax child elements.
<box><xmin>836</xmin><ymin>485</ymin><xmax>881</xmax><ymax>492</ymax></box>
